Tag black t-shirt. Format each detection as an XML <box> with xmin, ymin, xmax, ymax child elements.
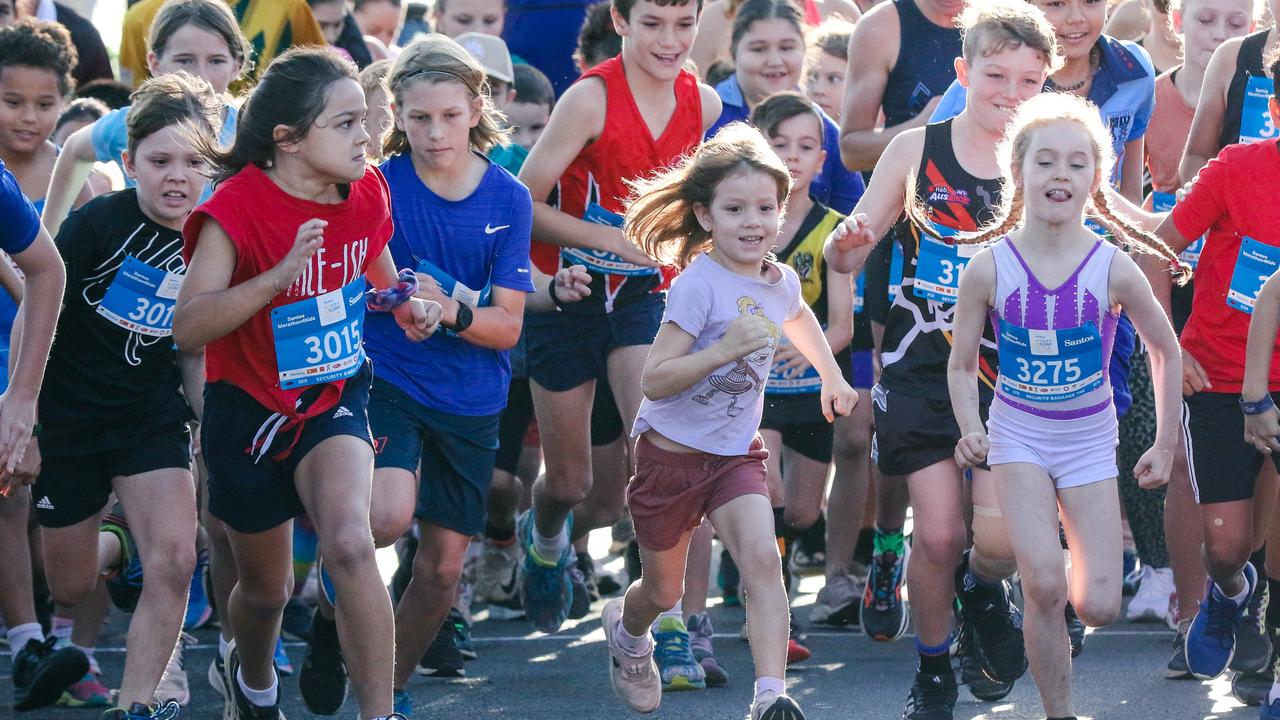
<box><xmin>40</xmin><ymin>190</ymin><xmax>190</xmax><ymax>454</ymax></box>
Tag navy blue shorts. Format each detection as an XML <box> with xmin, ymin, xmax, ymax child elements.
<box><xmin>524</xmin><ymin>292</ymin><xmax>665</xmax><ymax>392</ymax></box>
<box><xmin>201</xmin><ymin>363</ymin><xmax>374</xmax><ymax>534</ymax></box>
<box><xmin>368</xmin><ymin>380</ymin><xmax>500</xmax><ymax>536</ymax></box>
<box><xmin>850</xmin><ymin>350</ymin><xmax>875</xmax><ymax>389</ymax></box>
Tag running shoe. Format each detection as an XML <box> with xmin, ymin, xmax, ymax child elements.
<box><xmin>183</xmin><ymin>550</ymin><xmax>213</xmax><ymax>631</ymax></box>
<box><xmin>811</xmin><ymin>573</ymin><xmax>862</xmax><ymax>628</ymax></box>
<box><xmin>476</xmin><ymin>539</ymin><xmax>519</xmax><ymax>605</ymax></box>
<box><xmin>208</xmin><ymin>653</ymin><xmax>229</xmax><ymax>700</ymax></box>
<box><xmin>1186</xmin><ymin>563</ymin><xmax>1258</xmax><ymax>679</ymax></box>
<box><xmin>603</xmin><ymin>598</ymin><xmax>661</xmax><ymax>713</ymax></box>
<box><xmin>13</xmin><ymin>636</ymin><xmax>88</xmax><ymax>711</ymax></box>
<box><xmin>154</xmin><ymin>633</ymin><xmax>192</xmax><ymax>706</ymax></box>
<box><xmin>955</xmin><ymin>555</ymin><xmax>1026</xmax><ymax>683</ymax></box>
<box><xmin>389</xmin><ymin>533</ymin><xmax>417</xmax><ymax>606</ymax></box>
<box><xmin>393</xmin><ymin>688</ymin><xmax>413</xmax><ymax>716</ymax></box>
<box><xmin>58</xmin><ymin>671</ymin><xmax>111</xmax><ymax>707</ymax></box>
<box><xmin>1263</xmin><ymin>698</ymin><xmax>1280</xmax><ymax>720</ymax></box>
<box><xmin>99</xmin><ymin>700</ymin><xmax>182</xmax><ymax>719</ymax></box>
<box><xmin>570</xmin><ymin>551</ymin><xmax>600</xmax><ymax>619</ymax></box>
<box><xmin>1127</xmin><ymin>566</ymin><xmax>1176</xmax><ymax>625</ymax></box>
<box><xmin>1122</xmin><ymin>549</ymin><xmax>1141</xmax><ymax>596</ymax></box>
<box><xmin>1167</xmin><ymin>618</ymin><xmax>1193</xmax><ymax>679</ymax></box>
<box><xmin>719</xmin><ymin>547</ymin><xmax>742</xmax><ymax>607</ymax></box>
<box><xmin>418</xmin><ymin>621</ymin><xmax>465</xmax><ymax>678</ymax></box>
<box><xmin>956</xmin><ymin>621</ymin><xmax>1014</xmax><ymax>702</ymax></box>
<box><xmin>281</xmin><ymin>597</ymin><xmax>313</xmax><ymax>642</ymax></box>
<box><xmin>653</xmin><ymin>615</ymin><xmax>706</xmax><ymax>690</ymax></box>
<box><xmin>862</xmin><ymin>543</ymin><xmax>909</xmax><ymax>642</ymax></box>
<box><xmin>516</xmin><ymin>510</ymin><xmax>575</xmax><ymax>634</ymax></box>
<box><xmin>787</xmin><ymin>621</ymin><xmax>811</xmax><ymax>665</ymax></box>
<box><xmin>686</xmin><ymin>613</ymin><xmax>728</xmax><ymax>687</ymax></box>
<box><xmin>1233</xmin><ymin>665</ymin><xmax>1273</xmax><ymax>706</ymax></box>
<box><xmin>751</xmin><ymin>693</ymin><xmax>806</xmax><ymax>720</ymax></box>
<box><xmin>902</xmin><ymin>670</ymin><xmax>958</xmax><ymax>720</ymax></box>
<box><xmin>610</xmin><ymin>515</ymin><xmax>634</xmax><ymax>555</ymax></box>
<box><xmin>273</xmin><ymin>638</ymin><xmax>293</xmax><ymax>676</ymax></box>
<box><xmin>1233</xmin><ymin>580</ymin><xmax>1272</xmax><ymax>673</ymax></box>
<box><xmin>298</xmin><ymin>610</ymin><xmax>347</xmax><ymax>715</ymax></box>
<box><xmin>1065</xmin><ymin>602</ymin><xmax>1086</xmax><ymax>658</ymax></box>
<box><xmin>101</xmin><ymin>513</ymin><xmax>144</xmax><ymax>613</ymax></box>
<box><xmin>448</xmin><ymin>607</ymin><xmax>476</xmax><ymax>661</ymax></box>
<box><xmin>226</xmin><ymin>641</ymin><xmax>284</xmax><ymax>720</ymax></box>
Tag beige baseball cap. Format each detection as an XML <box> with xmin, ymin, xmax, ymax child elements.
<box><xmin>456</xmin><ymin>32</ymin><xmax>514</xmax><ymax>84</ymax></box>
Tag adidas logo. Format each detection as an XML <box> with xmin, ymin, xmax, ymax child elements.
<box><xmin>332</xmin><ymin>406</ymin><xmax>353</xmax><ymax>419</ymax></box>
<box><xmin>36</xmin><ymin>496</ymin><xmax>54</xmax><ymax>510</ymax></box>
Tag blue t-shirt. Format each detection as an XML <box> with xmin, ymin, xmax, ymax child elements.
<box><xmin>364</xmin><ymin>153</ymin><xmax>536</xmax><ymax>416</ymax></box>
<box><xmin>92</xmin><ymin>102</ymin><xmax>239</xmax><ymax>202</ymax></box>
<box><xmin>503</xmin><ymin>0</ymin><xmax>594</xmax><ymax>96</ymax></box>
<box><xmin>707</xmin><ymin>75</ymin><xmax>866</xmax><ymax>215</ymax></box>
<box><xmin>0</xmin><ymin>160</ymin><xmax>41</xmax><ymax>393</ymax></box>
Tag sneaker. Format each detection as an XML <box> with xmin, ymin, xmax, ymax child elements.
<box><xmin>570</xmin><ymin>552</ymin><xmax>600</xmax><ymax>620</ymax></box>
<box><xmin>862</xmin><ymin>543</ymin><xmax>910</xmax><ymax>642</ymax></box>
<box><xmin>226</xmin><ymin>642</ymin><xmax>284</xmax><ymax>720</ymax></box>
<box><xmin>102</xmin><ymin>513</ymin><xmax>144</xmax><ymax>613</ymax></box>
<box><xmin>281</xmin><ymin>597</ymin><xmax>313</xmax><ymax>642</ymax></box>
<box><xmin>393</xmin><ymin>688</ymin><xmax>413</xmax><ymax>716</ymax></box>
<box><xmin>448</xmin><ymin>608</ymin><xmax>476</xmax><ymax>661</ymax></box>
<box><xmin>13</xmin><ymin>636</ymin><xmax>89</xmax><ymax>711</ymax></box>
<box><xmin>653</xmin><ymin>616</ymin><xmax>707</xmax><ymax>690</ymax></box>
<box><xmin>100</xmin><ymin>700</ymin><xmax>182</xmax><ymax>719</ymax></box>
<box><xmin>603</xmin><ymin>598</ymin><xmax>661</xmax><ymax>713</ymax></box>
<box><xmin>956</xmin><ymin>621</ymin><xmax>1014</xmax><ymax>702</ymax></box>
<box><xmin>1186</xmin><ymin>562</ymin><xmax>1258</xmax><ymax>679</ymax></box>
<box><xmin>956</xmin><ymin>555</ymin><xmax>1026</xmax><ymax>683</ymax></box>
<box><xmin>1263</xmin><ymin>697</ymin><xmax>1280</xmax><ymax>719</ymax></box>
<box><xmin>611</xmin><ymin>516</ymin><xmax>635</xmax><ymax>555</ymax></box>
<box><xmin>208</xmin><ymin>652</ymin><xmax>229</xmax><ymax>700</ymax></box>
<box><xmin>1233</xmin><ymin>666</ymin><xmax>1273</xmax><ymax>706</ymax></box>
<box><xmin>184</xmin><ymin>551</ymin><xmax>213</xmax><ymax>631</ymax></box>
<box><xmin>1122</xmin><ymin>549</ymin><xmax>1141</xmax><ymax>596</ymax></box>
<box><xmin>686</xmin><ymin>613</ymin><xmax>728</xmax><ymax>687</ymax></box>
<box><xmin>154</xmin><ymin>633</ymin><xmax>192</xmax><ymax>706</ymax></box>
<box><xmin>719</xmin><ymin>548</ymin><xmax>742</xmax><ymax>607</ymax></box>
<box><xmin>272</xmin><ymin>638</ymin><xmax>292</xmax><ymax>676</ymax></box>
<box><xmin>1127</xmin><ymin>567</ymin><xmax>1176</xmax><ymax>624</ymax></box>
<box><xmin>485</xmin><ymin>544</ymin><xmax>527</xmax><ymax>621</ymax></box>
<box><xmin>811</xmin><ymin>573</ymin><xmax>862</xmax><ymax>628</ymax></box>
<box><xmin>418</xmin><ymin>621</ymin><xmax>465</xmax><ymax>677</ymax></box>
<box><xmin>751</xmin><ymin>693</ymin><xmax>806</xmax><ymax>720</ymax></box>
<box><xmin>476</xmin><ymin>539</ymin><xmax>519</xmax><ymax>605</ymax></box>
<box><xmin>1065</xmin><ymin>602</ymin><xmax>1086</xmax><ymax>658</ymax></box>
<box><xmin>389</xmin><ymin>534</ymin><xmax>417</xmax><ymax>606</ymax></box>
<box><xmin>299</xmin><ymin>611</ymin><xmax>347</xmax><ymax>714</ymax></box>
<box><xmin>1233</xmin><ymin>579</ymin><xmax>1272</xmax><ymax>673</ymax></box>
<box><xmin>1167</xmin><ymin>618</ymin><xmax>1193</xmax><ymax>679</ymax></box>
<box><xmin>786</xmin><ymin>621</ymin><xmax>811</xmax><ymax>665</ymax></box>
<box><xmin>58</xmin><ymin>671</ymin><xmax>112</xmax><ymax>707</ymax></box>
<box><xmin>516</xmin><ymin>510</ymin><xmax>575</xmax><ymax>634</ymax></box>
<box><xmin>902</xmin><ymin>671</ymin><xmax>958</xmax><ymax>719</ymax></box>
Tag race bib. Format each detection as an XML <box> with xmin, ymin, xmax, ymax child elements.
<box><xmin>1226</xmin><ymin>236</ymin><xmax>1280</xmax><ymax>313</ymax></box>
<box><xmin>766</xmin><ymin>336</ymin><xmax>822</xmax><ymax>394</ymax></box>
<box><xmin>95</xmin><ymin>256</ymin><xmax>183</xmax><ymax>337</ymax></box>
<box><xmin>997</xmin><ymin>322</ymin><xmax>1105</xmax><ymax>403</ymax></box>
<box><xmin>1151</xmin><ymin>192</ymin><xmax>1204</xmax><ymax>270</ymax></box>
<box><xmin>417</xmin><ymin>259</ymin><xmax>491</xmax><ymax>308</ymax></box>
<box><xmin>271</xmin><ymin>277</ymin><xmax>367</xmax><ymax>389</ymax></box>
<box><xmin>560</xmin><ymin>202</ymin><xmax>657</xmax><ymax>277</ymax></box>
<box><xmin>914</xmin><ymin>224</ymin><xmax>979</xmax><ymax>303</ymax></box>
<box><xmin>1240</xmin><ymin>75</ymin><xmax>1277</xmax><ymax>144</ymax></box>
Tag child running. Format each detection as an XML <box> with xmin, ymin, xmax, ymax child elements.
<box><xmin>603</xmin><ymin>121</ymin><xmax>857</xmax><ymax>720</ymax></box>
<box><xmin>945</xmin><ymin>92</ymin><xmax>1184</xmax><ymax>720</ymax></box>
<box><xmin>174</xmin><ymin>47</ymin><xmax>439</xmax><ymax>720</ymax></box>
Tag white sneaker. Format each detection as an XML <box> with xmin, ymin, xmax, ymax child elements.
<box><xmin>1126</xmin><ymin>566</ymin><xmax>1176</xmax><ymax>625</ymax></box>
<box><xmin>603</xmin><ymin>598</ymin><xmax>661</xmax><ymax>713</ymax></box>
<box><xmin>155</xmin><ymin>632</ymin><xmax>192</xmax><ymax>706</ymax></box>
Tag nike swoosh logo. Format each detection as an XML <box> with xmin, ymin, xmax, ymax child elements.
<box><xmin>485</xmin><ymin>223</ymin><xmax>510</xmax><ymax>234</ymax></box>
<box><xmin>499</xmin><ymin>564</ymin><xmax>519</xmax><ymax>597</ymax></box>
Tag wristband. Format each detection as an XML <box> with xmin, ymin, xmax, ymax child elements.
<box><xmin>548</xmin><ymin>278</ymin><xmax>566</xmax><ymax>309</ymax></box>
<box><xmin>365</xmin><ymin>269</ymin><xmax>419</xmax><ymax>312</ymax></box>
<box><xmin>1240</xmin><ymin>394</ymin><xmax>1276</xmax><ymax>416</ymax></box>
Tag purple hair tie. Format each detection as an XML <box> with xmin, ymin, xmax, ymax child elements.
<box><xmin>366</xmin><ymin>269</ymin><xmax>419</xmax><ymax>312</ymax></box>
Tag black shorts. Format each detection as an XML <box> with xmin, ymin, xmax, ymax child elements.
<box><xmin>495</xmin><ymin>376</ymin><xmax>535</xmax><ymax>476</ymax></box>
<box><xmin>525</xmin><ymin>292</ymin><xmax>664</xmax><ymax>392</ymax></box>
<box><xmin>1184</xmin><ymin>391</ymin><xmax>1280</xmax><ymax>504</ymax></box>
<box><xmin>369</xmin><ymin>381</ymin><xmax>500</xmax><ymax>536</ymax></box>
<box><xmin>591</xmin><ymin>376</ymin><xmax>625</xmax><ymax>447</ymax></box>
<box><xmin>33</xmin><ymin>423</ymin><xmax>191</xmax><ymax>528</ymax></box>
<box><xmin>758</xmin><ymin>412</ymin><xmax>834</xmax><ymax>463</ymax></box>
<box><xmin>871</xmin><ymin>384</ymin><xmax>989</xmax><ymax>477</ymax></box>
<box><xmin>201</xmin><ymin>363</ymin><xmax>373</xmax><ymax>534</ymax></box>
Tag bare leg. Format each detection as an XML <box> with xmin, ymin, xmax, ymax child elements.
<box><xmin>827</xmin><ymin>389</ymin><xmax>873</xmax><ymax>578</ymax></box>
<box><xmin>392</xmin><ymin>519</ymin><xmax>472</xmax><ymax>690</ymax></box>
<box><xmin>712</xmin><ymin>494</ymin><xmax>789</xmax><ymax>679</ymax></box>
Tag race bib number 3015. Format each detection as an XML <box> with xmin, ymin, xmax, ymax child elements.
<box><xmin>96</xmin><ymin>256</ymin><xmax>184</xmax><ymax>337</ymax></box>
<box><xmin>271</xmin><ymin>277</ymin><xmax>367</xmax><ymax>389</ymax></box>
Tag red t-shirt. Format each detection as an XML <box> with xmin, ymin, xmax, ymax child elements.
<box><xmin>1172</xmin><ymin>139</ymin><xmax>1280</xmax><ymax>392</ymax></box>
<box><xmin>182</xmin><ymin>163</ymin><xmax>394</xmax><ymax>419</ymax></box>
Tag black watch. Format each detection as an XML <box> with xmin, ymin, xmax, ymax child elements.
<box><xmin>446</xmin><ymin>301</ymin><xmax>474</xmax><ymax>333</ymax></box>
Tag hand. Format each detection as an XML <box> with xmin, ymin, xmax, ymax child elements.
<box><xmin>772</xmin><ymin>338</ymin><xmax>812</xmax><ymax>378</ymax></box>
<box><xmin>954</xmin><ymin>431</ymin><xmax>989</xmax><ymax>469</ymax></box>
<box><xmin>10</xmin><ymin>435</ymin><xmax>39</xmax><ymax>489</ymax></box>
<box><xmin>607</xmin><ymin>229</ymin><xmax>660</xmax><ymax>268</ymax></box>
<box><xmin>820</xmin><ymin>378</ymin><xmax>859</xmax><ymax>422</ymax></box>
<box><xmin>1175</xmin><ymin>176</ymin><xmax>1198</xmax><ymax>203</ymax></box>
<box><xmin>1245</xmin><ymin>406</ymin><xmax>1280</xmax><ymax>454</ymax></box>
<box><xmin>719</xmin><ymin>314</ymin><xmax>773</xmax><ymax>361</ymax></box>
<box><xmin>269</xmin><ymin>219</ymin><xmax>326</xmax><ymax>294</ymax></box>
<box><xmin>829</xmin><ymin>213</ymin><xmax>877</xmax><ymax>253</ymax></box>
<box><xmin>1134</xmin><ymin>444</ymin><xmax>1175</xmax><ymax>489</ymax></box>
<box><xmin>0</xmin><ymin>393</ymin><xmax>37</xmax><ymax>495</ymax></box>
<box><xmin>553</xmin><ymin>265</ymin><xmax>592</xmax><ymax>303</ymax></box>
<box><xmin>394</xmin><ymin>297</ymin><xmax>442</xmax><ymax>342</ymax></box>
<box><xmin>413</xmin><ymin>272</ymin><xmax>458</xmax><ymax>325</ymax></box>
<box><xmin>1182</xmin><ymin>347</ymin><xmax>1211</xmax><ymax>396</ymax></box>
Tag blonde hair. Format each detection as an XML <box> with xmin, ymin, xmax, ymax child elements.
<box><xmin>959</xmin><ymin>0</ymin><xmax>1064</xmax><ymax>74</ymax></box>
<box><xmin>905</xmin><ymin>93</ymin><xmax>1190</xmax><ymax>283</ymax></box>
<box><xmin>625</xmin><ymin>123</ymin><xmax>792</xmax><ymax>269</ymax></box>
<box><xmin>382</xmin><ymin>34</ymin><xmax>510</xmax><ymax>157</ymax></box>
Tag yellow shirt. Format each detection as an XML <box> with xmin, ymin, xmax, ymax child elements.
<box><xmin>119</xmin><ymin>0</ymin><xmax>326</xmax><ymax>89</ymax></box>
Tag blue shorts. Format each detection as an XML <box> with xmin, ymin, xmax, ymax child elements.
<box><xmin>524</xmin><ymin>292</ymin><xmax>665</xmax><ymax>392</ymax></box>
<box><xmin>201</xmin><ymin>363</ymin><xmax>374</xmax><ymax>534</ymax></box>
<box><xmin>368</xmin><ymin>380</ymin><xmax>500</xmax><ymax>536</ymax></box>
<box><xmin>850</xmin><ymin>349</ymin><xmax>874</xmax><ymax>389</ymax></box>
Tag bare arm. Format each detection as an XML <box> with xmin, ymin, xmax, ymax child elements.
<box><xmin>824</xmin><ymin>264</ymin><xmax>855</xmax><ymax>352</ymax></box>
<box><xmin>782</xmin><ymin>304</ymin><xmax>859</xmax><ymax>421</ymax></box>
<box><xmin>642</xmin><ymin>315</ymin><xmax>772</xmax><ymax>401</ymax></box>
<box><xmin>0</xmin><ymin>256</ymin><xmax>22</xmax><ymax>305</ymax></box>
<box><xmin>1103</xmin><ymin>0</ymin><xmax>1150</xmax><ymax>41</ymax></box>
<box><xmin>947</xmin><ymin>250</ymin><xmax>994</xmax><ymax>467</ymax></box>
<box><xmin>1242</xmin><ymin>271</ymin><xmax>1280</xmax><ymax>453</ymax></box>
<box><xmin>40</xmin><ymin>126</ymin><xmax>98</xmax><ymax>237</ymax></box>
<box><xmin>179</xmin><ymin>349</ymin><xmax>205</xmax><ymax>423</ymax></box>
<box><xmin>824</xmin><ymin>130</ymin><xmax>919</xmax><ymax>273</ymax></box>
<box><xmin>524</xmin><ymin>265</ymin><xmax>591</xmax><ymax>313</ymax></box>
<box><xmin>417</xmin><ymin>281</ymin><xmax>525</xmax><ymax>351</ymax></box>
<box><xmin>1180</xmin><ymin>37</ymin><xmax>1239</xmax><ymax>184</ymax></box>
<box><xmin>689</xmin><ymin>1</ymin><xmax>730</xmax><ymax>81</ymax></box>
<box><xmin>1119</xmin><ymin>138</ymin><xmax>1146</xmax><ymax>205</ymax></box>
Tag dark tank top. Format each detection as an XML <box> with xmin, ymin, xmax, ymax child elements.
<box><xmin>881</xmin><ymin>0</ymin><xmax>963</xmax><ymax>128</ymax></box>
<box><xmin>1219</xmin><ymin>28</ymin><xmax>1269</xmax><ymax>151</ymax></box>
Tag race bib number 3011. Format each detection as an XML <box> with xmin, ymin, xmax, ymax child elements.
<box><xmin>997</xmin><ymin>322</ymin><xmax>1105</xmax><ymax>403</ymax></box>
<box><xmin>271</xmin><ymin>277</ymin><xmax>367</xmax><ymax>389</ymax></box>
<box><xmin>96</xmin><ymin>256</ymin><xmax>184</xmax><ymax>337</ymax></box>
<box><xmin>1227</xmin><ymin>236</ymin><xmax>1280</xmax><ymax>314</ymax></box>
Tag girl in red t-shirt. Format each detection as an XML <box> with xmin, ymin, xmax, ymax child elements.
<box><xmin>175</xmin><ymin>48</ymin><xmax>439</xmax><ymax>720</ymax></box>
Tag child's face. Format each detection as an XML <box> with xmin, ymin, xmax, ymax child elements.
<box><xmin>1177</xmin><ymin>0</ymin><xmax>1255</xmax><ymax>70</ymax></box>
<box><xmin>695</xmin><ymin>169</ymin><xmax>782</xmax><ymax>268</ymax></box>
<box><xmin>613</xmin><ymin>0</ymin><xmax>699</xmax><ymax>84</ymax></box>
<box><xmin>1018</xmin><ymin>121</ymin><xmax>1100</xmax><ymax>227</ymax></box>
<box><xmin>290</xmin><ymin>78</ymin><xmax>370</xmax><ymax>184</ymax></box>
<box><xmin>505</xmin><ymin>100</ymin><xmax>550</xmax><ymax>151</ymax></box>
<box><xmin>51</xmin><ymin>115</ymin><xmax>92</xmax><ymax>146</ymax></box>
<box><xmin>1029</xmin><ymin>0</ymin><xmax>1107</xmax><ymax>63</ymax></box>
<box><xmin>960</xmin><ymin>45</ymin><xmax>1049</xmax><ymax>135</ymax></box>
<box><xmin>123</xmin><ymin>124</ymin><xmax>209</xmax><ymax>230</ymax></box>
<box><xmin>355</xmin><ymin>0</ymin><xmax>404</xmax><ymax>48</ymax></box>
<box><xmin>734</xmin><ymin>19</ymin><xmax>805</xmax><ymax>104</ymax></box>
<box><xmin>311</xmin><ymin>0</ymin><xmax>347</xmax><ymax>45</ymax></box>
<box><xmin>0</xmin><ymin>65</ymin><xmax>61</xmax><ymax>158</ymax></box>
<box><xmin>804</xmin><ymin>51</ymin><xmax>846</xmax><ymax>122</ymax></box>
<box><xmin>392</xmin><ymin>78</ymin><xmax>480</xmax><ymax>172</ymax></box>
<box><xmin>364</xmin><ymin>85</ymin><xmax>392</xmax><ymax>157</ymax></box>
<box><xmin>765</xmin><ymin>113</ymin><xmax>825</xmax><ymax>197</ymax></box>
<box><xmin>434</xmin><ymin>0</ymin><xmax>506</xmax><ymax>37</ymax></box>
<box><xmin>488</xmin><ymin>79</ymin><xmax>517</xmax><ymax>111</ymax></box>
<box><xmin>150</xmin><ymin>24</ymin><xmax>239</xmax><ymax>96</ymax></box>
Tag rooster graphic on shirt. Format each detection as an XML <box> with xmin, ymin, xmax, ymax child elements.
<box><xmin>693</xmin><ymin>296</ymin><xmax>781</xmax><ymax>417</ymax></box>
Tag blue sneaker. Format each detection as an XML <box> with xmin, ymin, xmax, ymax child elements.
<box><xmin>1261</xmin><ymin>697</ymin><xmax>1280</xmax><ymax>719</ymax></box>
<box><xmin>393</xmin><ymin>688</ymin><xmax>413</xmax><ymax>716</ymax></box>
<box><xmin>273</xmin><ymin>638</ymin><xmax>293</xmax><ymax>676</ymax></box>
<box><xmin>319</xmin><ymin>557</ymin><xmax>337</xmax><ymax>608</ymax></box>
<box><xmin>102</xmin><ymin>513</ymin><xmax>144</xmax><ymax>613</ymax></box>
<box><xmin>516</xmin><ymin>510</ymin><xmax>575</xmax><ymax>634</ymax></box>
<box><xmin>100</xmin><ymin>700</ymin><xmax>182</xmax><ymax>719</ymax></box>
<box><xmin>652</xmin><ymin>616</ymin><xmax>706</xmax><ymax>691</ymax></box>
<box><xmin>1186</xmin><ymin>562</ymin><xmax>1258</xmax><ymax>679</ymax></box>
<box><xmin>183</xmin><ymin>550</ymin><xmax>212</xmax><ymax>631</ymax></box>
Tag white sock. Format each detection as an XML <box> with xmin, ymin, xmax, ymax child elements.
<box><xmin>754</xmin><ymin>676</ymin><xmax>785</xmax><ymax>704</ymax></box>
<box><xmin>1216</xmin><ymin>579</ymin><xmax>1250</xmax><ymax>606</ymax></box>
<box><xmin>1268</xmin><ymin>682</ymin><xmax>1280</xmax><ymax>705</ymax></box>
<box><xmin>532</xmin><ymin>524</ymin><xmax>568</xmax><ymax>564</ymax></box>
<box><xmin>614</xmin><ymin>620</ymin><xmax>653</xmax><ymax>657</ymax></box>
<box><xmin>236</xmin><ymin>667</ymin><xmax>278</xmax><ymax>707</ymax></box>
<box><xmin>7</xmin><ymin>623</ymin><xmax>43</xmax><ymax>659</ymax></box>
<box><xmin>50</xmin><ymin>616</ymin><xmax>73</xmax><ymax>644</ymax></box>
<box><xmin>652</xmin><ymin>599</ymin><xmax>683</xmax><ymax>631</ymax></box>
<box><xmin>218</xmin><ymin>635</ymin><xmax>230</xmax><ymax>659</ymax></box>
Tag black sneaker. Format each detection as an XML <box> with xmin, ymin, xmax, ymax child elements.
<box><xmin>1231</xmin><ymin>581</ymin><xmax>1272</xmax><ymax>673</ymax></box>
<box><xmin>956</xmin><ymin>621</ymin><xmax>1014</xmax><ymax>702</ymax></box>
<box><xmin>281</xmin><ymin>596</ymin><xmax>314</xmax><ymax>642</ymax></box>
<box><xmin>1065</xmin><ymin>602</ymin><xmax>1086</xmax><ymax>658</ymax></box>
<box><xmin>298</xmin><ymin>610</ymin><xmax>348</xmax><ymax>715</ymax></box>
<box><xmin>389</xmin><ymin>533</ymin><xmax>418</xmax><ymax>606</ymax></box>
<box><xmin>1167</xmin><ymin>619</ymin><xmax>1192</xmax><ymax>679</ymax></box>
<box><xmin>569</xmin><ymin>553</ymin><xmax>595</xmax><ymax>620</ymax></box>
<box><xmin>227</xmin><ymin>644</ymin><xmax>284</xmax><ymax>720</ymax></box>
<box><xmin>418</xmin><ymin>621</ymin><xmax>465</xmax><ymax>677</ymax></box>
<box><xmin>955</xmin><ymin>554</ymin><xmax>1026</xmax><ymax>683</ymax></box>
<box><xmin>12</xmin><ymin>636</ymin><xmax>88</xmax><ymax>711</ymax></box>
<box><xmin>862</xmin><ymin>544</ymin><xmax>909</xmax><ymax>642</ymax></box>
<box><xmin>902</xmin><ymin>671</ymin><xmax>958</xmax><ymax>719</ymax></box>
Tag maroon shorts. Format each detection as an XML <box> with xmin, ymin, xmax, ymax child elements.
<box><xmin>627</xmin><ymin>433</ymin><xmax>770</xmax><ymax>551</ymax></box>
